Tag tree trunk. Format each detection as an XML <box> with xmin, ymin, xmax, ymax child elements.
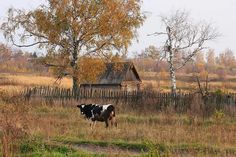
<box><xmin>168</xmin><ymin>50</ymin><xmax>177</xmax><ymax>94</ymax></box>
<box><xmin>72</xmin><ymin>76</ymin><xmax>78</xmax><ymax>92</ymax></box>
<box><xmin>169</xmin><ymin>65</ymin><xmax>177</xmax><ymax>94</ymax></box>
<box><xmin>71</xmin><ymin>40</ymin><xmax>79</xmax><ymax>92</ymax></box>
<box><xmin>166</xmin><ymin>27</ymin><xmax>177</xmax><ymax>94</ymax></box>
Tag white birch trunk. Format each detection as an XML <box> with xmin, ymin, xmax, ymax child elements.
<box><xmin>166</xmin><ymin>26</ymin><xmax>177</xmax><ymax>94</ymax></box>
<box><xmin>168</xmin><ymin>50</ymin><xmax>177</xmax><ymax>94</ymax></box>
<box><xmin>169</xmin><ymin>64</ymin><xmax>177</xmax><ymax>94</ymax></box>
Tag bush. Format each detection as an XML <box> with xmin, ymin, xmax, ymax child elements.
<box><xmin>20</xmin><ymin>138</ymin><xmax>75</xmax><ymax>155</ymax></box>
<box><xmin>214</xmin><ymin>89</ymin><xmax>224</xmax><ymax>95</ymax></box>
<box><xmin>144</xmin><ymin>141</ymin><xmax>170</xmax><ymax>157</ymax></box>
<box><xmin>213</xmin><ymin>109</ymin><xmax>225</xmax><ymax>123</ymax></box>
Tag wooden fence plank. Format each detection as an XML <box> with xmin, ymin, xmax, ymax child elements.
<box><xmin>22</xmin><ymin>86</ymin><xmax>236</xmax><ymax>112</ymax></box>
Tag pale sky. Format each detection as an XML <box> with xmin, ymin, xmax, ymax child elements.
<box><xmin>0</xmin><ymin>0</ymin><xmax>236</xmax><ymax>55</ymax></box>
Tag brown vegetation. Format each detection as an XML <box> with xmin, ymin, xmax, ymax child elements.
<box><xmin>0</xmin><ymin>74</ymin><xmax>236</xmax><ymax>156</ymax></box>
<box><xmin>0</xmin><ymin>91</ymin><xmax>29</xmax><ymax>157</ymax></box>
<box><xmin>0</xmin><ymin>91</ymin><xmax>236</xmax><ymax>156</ymax></box>
<box><xmin>1</xmin><ymin>43</ymin><xmax>236</xmax><ymax>156</ymax></box>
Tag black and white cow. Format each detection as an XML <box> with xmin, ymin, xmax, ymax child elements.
<box><xmin>77</xmin><ymin>103</ymin><xmax>117</xmax><ymax>128</ymax></box>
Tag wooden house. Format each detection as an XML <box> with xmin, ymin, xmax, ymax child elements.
<box><xmin>80</xmin><ymin>62</ymin><xmax>142</xmax><ymax>91</ymax></box>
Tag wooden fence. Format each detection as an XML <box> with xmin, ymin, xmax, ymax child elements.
<box><xmin>23</xmin><ymin>86</ymin><xmax>192</xmax><ymax>101</ymax></box>
<box><xmin>22</xmin><ymin>86</ymin><xmax>236</xmax><ymax>113</ymax></box>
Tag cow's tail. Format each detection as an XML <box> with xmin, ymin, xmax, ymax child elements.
<box><xmin>109</xmin><ymin>105</ymin><xmax>115</xmax><ymax>117</ymax></box>
<box><xmin>112</xmin><ymin>109</ymin><xmax>117</xmax><ymax>127</ymax></box>
<box><xmin>109</xmin><ymin>105</ymin><xmax>117</xmax><ymax>127</ymax></box>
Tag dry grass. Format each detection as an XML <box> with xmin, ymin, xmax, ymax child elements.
<box><xmin>141</xmin><ymin>72</ymin><xmax>236</xmax><ymax>92</ymax></box>
<box><xmin>29</xmin><ymin>104</ymin><xmax>236</xmax><ymax>147</ymax></box>
<box><xmin>15</xmin><ymin>100</ymin><xmax>236</xmax><ymax>156</ymax></box>
<box><xmin>6</xmin><ymin>74</ymin><xmax>72</xmax><ymax>88</ymax></box>
<box><xmin>0</xmin><ymin>73</ymin><xmax>72</xmax><ymax>92</ymax></box>
<box><xmin>0</xmin><ymin>93</ymin><xmax>236</xmax><ymax>156</ymax></box>
<box><xmin>1</xmin><ymin>73</ymin><xmax>236</xmax><ymax>156</ymax></box>
<box><xmin>2</xmin><ymin>72</ymin><xmax>236</xmax><ymax>93</ymax></box>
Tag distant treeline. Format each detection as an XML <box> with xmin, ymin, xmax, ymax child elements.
<box><xmin>1</xmin><ymin>43</ymin><xmax>236</xmax><ymax>78</ymax></box>
<box><xmin>0</xmin><ymin>43</ymin><xmax>48</xmax><ymax>74</ymax></box>
<box><xmin>133</xmin><ymin>46</ymin><xmax>236</xmax><ymax>78</ymax></box>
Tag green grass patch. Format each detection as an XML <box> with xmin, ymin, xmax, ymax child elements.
<box><xmin>20</xmin><ymin>139</ymin><xmax>75</xmax><ymax>154</ymax></box>
<box><xmin>20</xmin><ymin>150</ymin><xmax>106</xmax><ymax>157</ymax></box>
<box><xmin>19</xmin><ymin>138</ymin><xmax>106</xmax><ymax>157</ymax></box>
<box><xmin>56</xmin><ymin>137</ymin><xmax>148</xmax><ymax>152</ymax></box>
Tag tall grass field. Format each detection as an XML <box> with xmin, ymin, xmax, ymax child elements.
<box><xmin>0</xmin><ymin>73</ymin><xmax>236</xmax><ymax>157</ymax></box>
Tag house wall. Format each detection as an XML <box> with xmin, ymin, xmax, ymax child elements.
<box><xmin>80</xmin><ymin>84</ymin><xmax>121</xmax><ymax>90</ymax></box>
<box><xmin>80</xmin><ymin>82</ymin><xmax>141</xmax><ymax>91</ymax></box>
<box><xmin>80</xmin><ymin>63</ymin><xmax>142</xmax><ymax>91</ymax></box>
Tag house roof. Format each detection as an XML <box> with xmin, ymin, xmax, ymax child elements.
<box><xmin>81</xmin><ymin>62</ymin><xmax>141</xmax><ymax>85</ymax></box>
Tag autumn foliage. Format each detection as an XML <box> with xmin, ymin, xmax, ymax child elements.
<box><xmin>1</xmin><ymin>0</ymin><xmax>145</xmax><ymax>90</ymax></box>
<box><xmin>78</xmin><ymin>57</ymin><xmax>106</xmax><ymax>84</ymax></box>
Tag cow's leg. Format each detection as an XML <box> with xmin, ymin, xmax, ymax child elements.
<box><xmin>92</xmin><ymin>121</ymin><xmax>96</xmax><ymax>129</ymax></box>
<box><xmin>90</xmin><ymin>120</ymin><xmax>95</xmax><ymax>128</ymax></box>
<box><xmin>114</xmin><ymin>121</ymin><xmax>118</xmax><ymax>127</ymax></box>
<box><xmin>111</xmin><ymin>117</ymin><xmax>117</xmax><ymax>127</ymax></box>
<box><xmin>105</xmin><ymin>119</ymin><xmax>109</xmax><ymax>128</ymax></box>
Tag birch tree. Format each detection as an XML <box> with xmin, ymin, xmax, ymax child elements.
<box><xmin>151</xmin><ymin>10</ymin><xmax>219</xmax><ymax>94</ymax></box>
<box><xmin>1</xmin><ymin>0</ymin><xmax>145</xmax><ymax>91</ymax></box>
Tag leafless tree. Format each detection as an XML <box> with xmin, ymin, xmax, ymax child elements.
<box><xmin>150</xmin><ymin>10</ymin><xmax>220</xmax><ymax>94</ymax></box>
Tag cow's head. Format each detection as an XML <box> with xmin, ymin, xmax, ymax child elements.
<box><xmin>77</xmin><ymin>104</ymin><xmax>86</xmax><ymax>115</ymax></box>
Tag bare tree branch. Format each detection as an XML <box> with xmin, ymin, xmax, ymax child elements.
<box><xmin>12</xmin><ymin>40</ymin><xmax>49</xmax><ymax>48</ymax></box>
<box><xmin>147</xmin><ymin>32</ymin><xmax>167</xmax><ymax>36</ymax></box>
<box><xmin>150</xmin><ymin>10</ymin><xmax>219</xmax><ymax>93</ymax></box>
<box><xmin>175</xmin><ymin>47</ymin><xmax>207</xmax><ymax>70</ymax></box>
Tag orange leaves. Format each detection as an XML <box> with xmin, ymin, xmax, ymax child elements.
<box><xmin>1</xmin><ymin>0</ymin><xmax>144</xmax><ymax>87</ymax></box>
<box><xmin>78</xmin><ymin>57</ymin><xmax>106</xmax><ymax>83</ymax></box>
<box><xmin>2</xmin><ymin>0</ymin><xmax>144</xmax><ymax>53</ymax></box>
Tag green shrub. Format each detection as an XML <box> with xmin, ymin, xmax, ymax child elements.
<box><xmin>20</xmin><ymin>138</ymin><xmax>75</xmax><ymax>155</ymax></box>
<box><xmin>213</xmin><ymin>109</ymin><xmax>225</xmax><ymax>122</ymax></box>
<box><xmin>143</xmin><ymin>141</ymin><xmax>170</xmax><ymax>157</ymax></box>
<box><xmin>214</xmin><ymin>89</ymin><xmax>224</xmax><ymax>95</ymax></box>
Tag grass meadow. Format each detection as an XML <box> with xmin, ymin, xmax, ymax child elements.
<box><xmin>0</xmin><ymin>73</ymin><xmax>236</xmax><ymax>156</ymax></box>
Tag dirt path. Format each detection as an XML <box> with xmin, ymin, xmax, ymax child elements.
<box><xmin>75</xmin><ymin>144</ymin><xmax>142</xmax><ymax>156</ymax></box>
<box><xmin>61</xmin><ymin>142</ymin><xmax>144</xmax><ymax>156</ymax></box>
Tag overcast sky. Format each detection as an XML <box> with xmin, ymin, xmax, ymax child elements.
<box><xmin>0</xmin><ymin>0</ymin><xmax>236</xmax><ymax>55</ymax></box>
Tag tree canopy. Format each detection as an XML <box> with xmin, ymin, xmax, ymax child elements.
<box><xmin>1</xmin><ymin>0</ymin><xmax>145</xmax><ymax>90</ymax></box>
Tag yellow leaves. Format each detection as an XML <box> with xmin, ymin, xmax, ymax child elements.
<box><xmin>78</xmin><ymin>57</ymin><xmax>106</xmax><ymax>84</ymax></box>
<box><xmin>34</xmin><ymin>10</ymin><xmax>45</xmax><ymax>27</ymax></box>
<box><xmin>4</xmin><ymin>0</ymin><xmax>144</xmax><ymax>52</ymax></box>
<box><xmin>2</xmin><ymin>0</ymin><xmax>144</xmax><ymax>86</ymax></box>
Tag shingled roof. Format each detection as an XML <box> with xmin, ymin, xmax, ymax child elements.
<box><xmin>97</xmin><ymin>62</ymin><xmax>141</xmax><ymax>85</ymax></box>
